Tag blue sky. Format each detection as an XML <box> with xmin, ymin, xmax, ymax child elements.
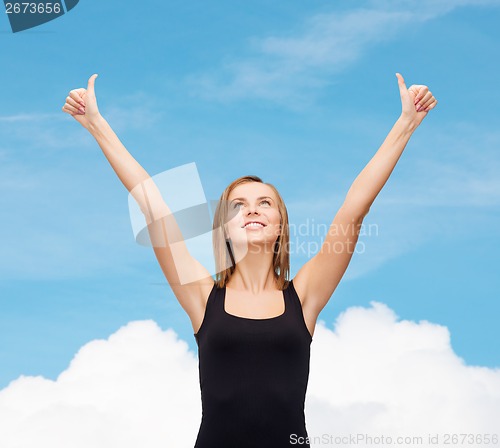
<box><xmin>1</xmin><ymin>0</ymin><xmax>500</xmax><ymax>391</ymax></box>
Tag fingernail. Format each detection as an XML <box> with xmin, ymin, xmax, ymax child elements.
<box><xmin>79</xmin><ymin>108</ymin><xmax>85</xmax><ymax>114</ymax></box>
<box><xmin>416</xmin><ymin>105</ymin><xmax>422</xmax><ymax>112</ymax></box>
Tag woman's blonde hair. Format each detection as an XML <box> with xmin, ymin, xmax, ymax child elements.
<box><xmin>212</xmin><ymin>175</ymin><xmax>290</xmax><ymax>290</ymax></box>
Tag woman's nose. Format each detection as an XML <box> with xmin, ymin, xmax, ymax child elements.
<box><xmin>246</xmin><ymin>204</ymin><xmax>259</xmax><ymax>215</ymax></box>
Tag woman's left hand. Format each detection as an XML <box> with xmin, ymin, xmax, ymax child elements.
<box><xmin>396</xmin><ymin>73</ymin><xmax>438</xmax><ymax>128</ymax></box>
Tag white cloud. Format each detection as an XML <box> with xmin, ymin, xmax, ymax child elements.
<box><xmin>308</xmin><ymin>302</ymin><xmax>500</xmax><ymax>439</ymax></box>
<box><xmin>367</xmin><ymin>0</ymin><xmax>500</xmax><ymax>17</ymax></box>
<box><xmin>186</xmin><ymin>8</ymin><xmax>410</xmax><ymax>109</ymax></box>
<box><xmin>1</xmin><ymin>305</ymin><xmax>498</xmax><ymax>447</ymax></box>
<box><xmin>0</xmin><ymin>113</ymin><xmax>65</xmax><ymax>123</ymax></box>
<box><xmin>186</xmin><ymin>0</ymin><xmax>500</xmax><ymax>108</ymax></box>
<box><xmin>0</xmin><ymin>321</ymin><xmax>201</xmax><ymax>448</ymax></box>
<box><xmin>0</xmin><ymin>112</ymin><xmax>89</xmax><ymax>151</ymax></box>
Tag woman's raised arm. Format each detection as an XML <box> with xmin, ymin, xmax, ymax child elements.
<box><xmin>294</xmin><ymin>73</ymin><xmax>438</xmax><ymax>324</ymax></box>
<box><xmin>62</xmin><ymin>74</ymin><xmax>214</xmax><ymax>334</ymax></box>
<box><xmin>340</xmin><ymin>73</ymin><xmax>438</xmax><ymax>214</ymax></box>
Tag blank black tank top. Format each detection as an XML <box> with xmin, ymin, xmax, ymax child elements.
<box><xmin>193</xmin><ymin>278</ymin><xmax>313</xmax><ymax>448</ymax></box>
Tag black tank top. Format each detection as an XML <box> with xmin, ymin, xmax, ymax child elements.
<box><xmin>193</xmin><ymin>278</ymin><xmax>313</xmax><ymax>448</ymax></box>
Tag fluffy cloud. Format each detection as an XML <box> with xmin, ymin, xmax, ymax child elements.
<box><xmin>1</xmin><ymin>303</ymin><xmax>499</xmax><ymax>447</ymax></box>
<box><xmin>307</xmin><ymin>302</ymin><xmax>500</xmax><ymax>442</ymax></box>
<box><xmin>0</xmin><ymin>321</ymin><xmax>201</xmax><ymax>448</ymax></box>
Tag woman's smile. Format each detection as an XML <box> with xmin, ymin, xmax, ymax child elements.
<box><xmin>242</xmin><ymin>221</ymin><xmax>267</xmax><ymax>230</ymax></box>
<box><xmin>245</xmin><ymin>225</ymin><xmax>264</xmax><ymax>231</ymax></box>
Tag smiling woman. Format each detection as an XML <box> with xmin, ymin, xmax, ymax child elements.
<box><xmin>212</xmin><ymin>175</ymin><xmax>290</xmax><ymax>291</ymax></box>
<box><xmin>62</xmin><ymin>72</ymin><xmax>437</xmax><ymax>448</ymax></box>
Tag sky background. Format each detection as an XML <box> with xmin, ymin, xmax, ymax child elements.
<box><xmin>1</xmin><ymin>0</ymin><xmax>500</xmax><ymax>445</ymax></box>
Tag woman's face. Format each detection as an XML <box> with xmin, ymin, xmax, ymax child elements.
<box><xmin>225</xmin><ymin>182</ymin><xmax>282</xmax><ymax>253</ymax></box>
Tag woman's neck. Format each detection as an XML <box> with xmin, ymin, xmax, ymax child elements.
<box><xmin>227</xmin><ymin>252</ymin><xmax>277</xmax><ymax>294</ymax></box>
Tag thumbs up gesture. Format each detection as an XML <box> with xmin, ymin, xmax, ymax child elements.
<box><xmin>396</xmin><ymin>73</ymin><xmax>437</xmax><ymax>128</ymax></box>
<box><xmin>61</xmin><ymin>74</ymin><xmax>101</xmax><ymax>129</ymax></box>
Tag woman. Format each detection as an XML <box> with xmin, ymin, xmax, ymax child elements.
<box><xmin>62</xmin><ymin>73</ymin><xmax>437</xmax><ymax>447</ymax></box>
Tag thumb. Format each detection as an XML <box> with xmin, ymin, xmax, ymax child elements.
<box><xmin>87</xmin><ymin>73</ymin><xmax>98</xmax><ymax>96</ymax></box>
<box><xmin>395</xmin><ymin>72</ymin><xmax>407</xmax><ymax>96</ymax></box>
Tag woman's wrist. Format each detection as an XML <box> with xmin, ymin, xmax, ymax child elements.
<box><xmin>397</xmin><ymin>114</ymin><xmax>418</xmax><ymax>134</ymax></box>
<box><xmin>86</xmin><ymin>114</ymin><xmax>106</xmax><ymax>134</ymax></box>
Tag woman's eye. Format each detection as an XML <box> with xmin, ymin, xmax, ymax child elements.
<box><xmin>232</xmin><ymin>200</ymin><xmax>270</xmax><ymax>209</ymax></box>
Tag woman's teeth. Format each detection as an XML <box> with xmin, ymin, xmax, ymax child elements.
<box><xmin>244</xmin><ymin>222</ymin><xmax>264</xmax><ymax>228</ymax></box>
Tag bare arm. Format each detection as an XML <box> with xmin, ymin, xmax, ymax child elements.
<box><xmin>294</xmin><ymin>73</ymin><xmax>438</xmax><ymax>329</ymax></box>
<box><xmin>88</xmin><ymin>115</ymin><xmax>156</xmax><ymax>207</ymax></box>
<box><xmin>342</xmin><ymin>115</ymin><xmax>415</xmax><ymax>215</ymax></box>
<box><xmin>62</xmin><ymin>74</ymin><xmax>214</xmax><ymax>333</ymax></box>
<box><xmin>61</xmin><ymin>74</ymin><xmax>167</xmax><ymax>219</ymax></box>
<box><xmin>342</xmin><ymin>73</ymin><xmax>438</xmax><ymax>215</ymax></box>
<box><xmin>86</xmin><ymin>115</ymin><xmax>171</xmax><ymax>222</ymax></box>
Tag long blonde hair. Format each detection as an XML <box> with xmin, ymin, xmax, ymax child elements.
<box><xmin>212</xmin><ymin>175</ymin><xmax>290</xmax><ymax>290</ymax></box>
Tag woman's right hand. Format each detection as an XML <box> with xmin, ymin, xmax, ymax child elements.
<box><xmin>61</xmin><ymin>74</ymin><xmax>101</xmax><ymax>129</ymax></box>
